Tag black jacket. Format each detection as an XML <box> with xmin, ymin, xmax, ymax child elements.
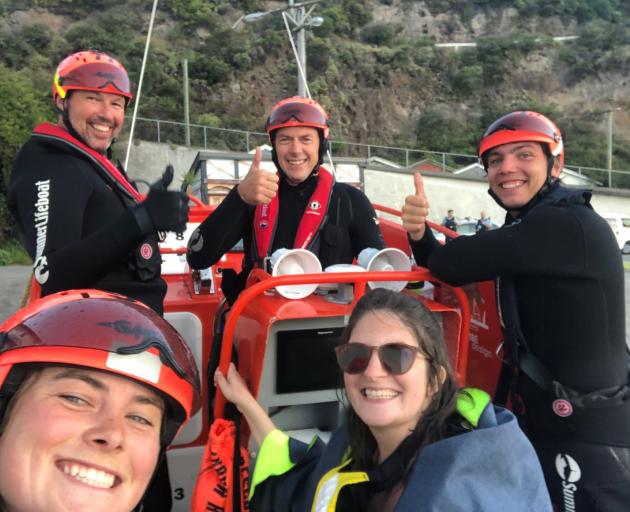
<box><xmin>410</xmin><ymin>184</ymin><xmax>627</xmax><ymax>442</ymax></box>
<box><xmin>187</xmin><ymin>171</ymin><xmax>385</xmax><ymax>273</ymax></box>
<box><xmin>7</xmin><ymin>128</ymin><xmax>166</xmax><ymax>314</ymax></box>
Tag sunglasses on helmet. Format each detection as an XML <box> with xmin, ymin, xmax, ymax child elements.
<box><xmin>335</xmin><ymin>342</ymin><xmax>428</xmax><ymax>375</ymax></box>
<box><xmin>482</xmin><ymin>112</ymin><xmax>561</xmax><ymax>143</ymax></box>
<box><xmin>58</xmin><ymin>62</ymin><xmax>131</xmax><ymax>95</ymax></box>
<box><xmin>266</xmin><ymin>102</ymin><xmax>328</xmax><ymax>131</ymax></box>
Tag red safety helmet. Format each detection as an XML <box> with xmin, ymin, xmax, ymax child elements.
<box><xmin>0</xmin><ymin>290</ymin><xmax>200</xmax><ymax>446</ymax></box>
<box><xmin>265</xmin><ymin>96</ymin><xmax>330</xmax><ymax>140</ymax></box>
<box><xmin>53</xmin><ymin>50</ymin><xmax>133</xmax><ymax>106</ymax></box>
<box><xmin>478</xmin><ymin>111</ymin><xmax>564</xmax><ymax>168</ymax></box>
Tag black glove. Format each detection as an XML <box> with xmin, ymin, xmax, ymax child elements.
<box><xmin>133</xmin><ymin>165</ymin><xmax>189</xmax><ymax>235</ymax></box>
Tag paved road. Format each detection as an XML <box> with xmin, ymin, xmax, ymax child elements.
<box><xmin>2</xmin><ymin>262</ymin><xmax>630</xmax><ymax>346</ymax></box>
<box><xmin>0</xmin><ymin>264</ymin><xmax>31</xmax><ymax>323</ymax></box>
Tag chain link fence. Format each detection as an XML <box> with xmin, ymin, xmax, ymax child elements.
<box><xmin>122</xmin><ymin>117</ymin><xmax>630</xmax><ymax>189</ymax></box>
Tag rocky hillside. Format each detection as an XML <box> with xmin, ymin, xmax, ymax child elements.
<box><xmin>1</xmin><ymin>0</ymin><xmax>629</xmax><ymax>242</ymax></box>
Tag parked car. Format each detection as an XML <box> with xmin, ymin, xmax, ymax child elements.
<box><xmin>433</xmin><ymin>217</ymin><xmax>498</xmax><ymax>243</ymax></box>
<box><xmin>601</xmin><ymin>212</ymin><xmax>630</xmax><ymax>254</ymax></box>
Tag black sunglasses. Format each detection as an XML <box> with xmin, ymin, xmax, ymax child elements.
<box><xmin>335</xmin><ymin>342</ymin><xmax>428</xmax><ymax>375</ymax></box>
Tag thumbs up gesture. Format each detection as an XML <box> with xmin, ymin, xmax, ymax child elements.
<box><xmin>237</xmin><ymin>146</ymin><xmax>280</xmax><ymax>205</ymax></box>
<box><xmin>139</xmin><ymin>164</ymin><xmax>189</xmax><ymax>234</ymax></box>
<box><xmin>402</xmin><ymin>173</ymin><xmax>430</xmax><ymax>241</ymax></box>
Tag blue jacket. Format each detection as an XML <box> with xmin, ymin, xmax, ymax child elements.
<box><xmin>250</xmin><ymin>395</ymin><xmax>552</xmax><ymax>511</ymax></box>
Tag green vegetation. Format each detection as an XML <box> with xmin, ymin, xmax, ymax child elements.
<box><xmin>425</xmin><ymin>0</ymin><xmax>624</xmax><ymax>23</ymax></box>
<box><xmin>0</xmin><ymin>239</ymin><xmax>31</xmax><ymax>266</ymax></box>
<box><xmin>0</xmin><ymin>64</ymin><xmax>51</xmax><ymax>246</ymax></box>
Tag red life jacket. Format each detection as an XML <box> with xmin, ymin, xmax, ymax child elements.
<box><xmin>32</xmin><ymin>123</ymin><xmax>161</xmax><ymax>282</ymax></box>
<box><xmin>252</xmin><ymin>166</ymin><xmax>334</xmax><ymax>262</ymax></box>
<box><xmin>32</xmin><ymin>122</ymin><xmax>142</xmax><ymax>202</ymax></box>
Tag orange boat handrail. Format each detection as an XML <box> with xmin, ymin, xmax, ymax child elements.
<box><xmin>372</xmin><ymin>203</ymin><xmax>458</xmax><ymax>239</ymax></box>
<box><xmin>214</xmin><ymin>268</ymin><xmax>471</xmax><ymax>419</ymax></box>
<box><xmin>188</xmin><ymin>194</ymin><xmax>207</xmax><ymax>207</ymax></box>
<box><xmin>373</xmin><ymin>203</ymin><xmax>401</xmax><ymax>217</ymax></box>
<box><xmin>159</xmin><ymin>202</ymin><xmax>457</xmax><ymax>256</ymax></box>
<box><xmin>160</xmin><ymin>247</ymin><xmax>187</xmax><ymax>255</ymax></box>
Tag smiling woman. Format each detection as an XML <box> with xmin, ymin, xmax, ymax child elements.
<box><xmin>0</xmin><ymin>368</ymin><xmax>163</xmax><ymax>511</ymax></box>
<box><xmin>215</xmin><ymin>288</ymin><xmax>552</xmax><ymax>511</ymax></box>
<box><xmin>0</xmin><ymin>289</ymin><xmax>201</xmax><ymax>512</ymax></box>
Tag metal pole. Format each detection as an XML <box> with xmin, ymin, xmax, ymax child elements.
<box><xmin>607</xmin><ymin>110</ymin><xmax>613</xmax><ymax>187</ymax></box>
<box><xmin>124</xmin><ymin>0</ymin><xmax>159</xmax><ymax>170</ymax></box>
<box><xmin>287</xmin><ymin>0</ymin><xmax>307</xmax><ymax>97</ymax></box>
<box><xmin>297</xmin><ymin>11</ymin><xmax>307</xmax><ymax>96</ymax></box>
<box><xmin>183</xmin><ymin>58</ymin><xmax>191</xmax><ymax>147</ymax></box>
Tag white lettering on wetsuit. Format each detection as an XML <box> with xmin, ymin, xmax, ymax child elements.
<box><xmin>555</xmin><ymin>453</ymin><xmax>581</xmax><ymax>512</ymax></box>
<box><xmin>33</xmin><ymin>179</ymin><xmax>50</xmax><ymax>284</ymax></box>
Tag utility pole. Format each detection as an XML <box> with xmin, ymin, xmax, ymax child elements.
<box><xmin>240</xmin><ymin>1</ymin><xmax>322</xmax><ymax>97</ymax></box>
<box><xmin>291</xmin><ymin>0</ymin><xmax>308</xmax><ymax>97</ymax></box>
<box><xmin>183</xmin><ymin>58</ymin><xmax>190</xmax><ymax>147</ymax></box>
<box><xmin>607</xmin><ymin>109</ymin><xmax>613</xmax><ymax>171</ymax></box>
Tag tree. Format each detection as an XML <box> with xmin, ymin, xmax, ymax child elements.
<box><xmin>0</xmin><ymin>66</ymin><xmax>51</xmax><ymax>243</ymax></box>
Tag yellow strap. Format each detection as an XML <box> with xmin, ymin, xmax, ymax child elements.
<box><xmin>311</xmin><ymin>459</ymin><xmax>369</xmax><ymax>512</ymax></box>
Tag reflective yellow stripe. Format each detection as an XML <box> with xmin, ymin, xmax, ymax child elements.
<box><xmin>457</xmin><ymin>387</ymin><xmax>490</xmax><ymax>428</ymax></box>
<box><xmin>250</xmin><ymin>429</ymin><xmax>292</xmax><ymax>498</ymax></box>
<box><xmin>311</xmin><ymin>459</ymin><xmax>369</xmax><ymax>512</ymax></box>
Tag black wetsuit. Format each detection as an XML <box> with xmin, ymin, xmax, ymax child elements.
<box><xmin>411</xmin><ymin>183</ymin><xmax>630</xmax><ymax>511</ymax></box>
<box><xmin>442</xmin><ymin>216</ymin><xmax>457</xmax><ymax>231</ymax></box>
<box><xmin>7</xmin><ymin>128</ymin><xmax>166</xmax><ymax>314</ymax></box>
<box><xmin>187</xmin><ymin>170</ymin><xmax>385</xmax><ymax>289</ymax></box>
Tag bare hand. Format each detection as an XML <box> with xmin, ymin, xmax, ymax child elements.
<box><xmin>214</xmin><ymin>362</ymin><xmax>276</xmax><ymax>445</ymax></box>
<box><xmin>214</xmin><ymin>362</ymin><xmax>256</xmax><ymax>412</ymax></box>
<box><xmin>402</xmin><ymin>173</ymin><xmax>430</xmax><ymax>241</ymax></box>
<box><xmin>237</xmin><ymin>147</ymin><xmax>279</xmax><ymax>205</ymax></box>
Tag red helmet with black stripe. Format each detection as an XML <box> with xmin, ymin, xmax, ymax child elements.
<box><xmin>0</xmin><ymin>290</ymin><xmax>200</xmax><ymax>446</ymax></box>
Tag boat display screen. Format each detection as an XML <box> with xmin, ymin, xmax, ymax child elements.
<box><xmin>276</xmin><ymin>327</ymin><xmax>344</xmax><ymax>394</ymax></box>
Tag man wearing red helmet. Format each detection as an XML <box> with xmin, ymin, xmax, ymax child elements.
<box><xmin>0</xmin><ymin>289</ymin><xmax>201</xmax><ymax>512</ymax></box>
<box><xmin>402</xmin><ymin>111</ymin><xmax>629</xmax><ymax>511</ymax></box>
<box><xmin>7</xmin><ymin>50</ymin><xmax>189</xmax><ymax>314</ymax></box>
<box><xmin>187</xmin><ymin>96</ymin><xmax>385</xmax><ymax>301</ymax></box>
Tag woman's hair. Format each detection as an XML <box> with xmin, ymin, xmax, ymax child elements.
<box><xmin>0</xmin><ymin>366</ymin><xmax>42</xmax><ymax>511</ymax></box>
<box><xmin>0</xmin><ymin>366</ymin><xmax>42</xmax><ymax>436</ymax></box>
<box><xmin>342</xmin><ymin>288</ymin><xmax>458</xmax><ymax>471</ymax></box>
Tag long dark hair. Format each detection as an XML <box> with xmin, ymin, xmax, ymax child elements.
<box><xmin>342</xmin><ymin>289</ymin><xmax>459</xmax><ymax>472</ymax></box>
